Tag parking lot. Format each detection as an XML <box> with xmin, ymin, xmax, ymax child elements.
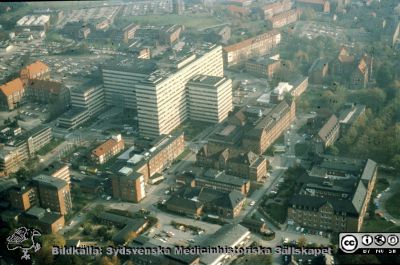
<box><xmin>0</xmin><ymin>103</ymin><xmax>49</xmax><ymax>134</ymax></box>
<box><xmin>120</xmin><ymin>0</ymin><xmax>172</xmax><ymax>16</ymax></box>
<box><xmin>58</xmin><ymin>6</ymin><xmax>121</xmax><ymax>28</ymax></box>
<box><xmin>40</xmin><ymin>54</ymin><xmax>111</xmax><ymax>81</ymax></box>
<box><xmin>294</xmin><ymin>21</ymin><xmax>370</xmax><ymax>46</ymax></box>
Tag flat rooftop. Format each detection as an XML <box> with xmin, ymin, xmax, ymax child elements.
<box><xmin>188</xmin><ymin>75</ymin><xmax>228</xmax><ymax>87</ymax></box>
<box><xmin>33</xmin><ymin>174</ymin><xmax>68</xmax><ymax>189</ymax></box>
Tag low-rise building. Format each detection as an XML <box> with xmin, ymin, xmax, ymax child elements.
<box><xmin>223</xmin><ymin>30</ymin><xmax>281</xmax><ymax>67</ymax></box>
<box><xmin>267</xmin><ymin>8</ymin><xmax>302</xmax><ymax>29</ymax></box>
<box><xmin>339</xmin><ymin>104</ymin><xmax>366</xmax><ymax>129</ymax></box>
<box><xmin>245</xmin><ymin>57</ymin><xmax>281</xmax><ymax>78</ymax></box>
<box><xmin>165</xmin><ymin>195</ymin><xmax>204</xmax><ymax>218</ymax></box>
<box><xmin>295</xmin><ymin>0</ymin><xmax>330</xmax><ymax>13</ymax></box>
<box><xmin>315</xmin><ymin>114</ymin><xmax>340</xmax><ymax>148</ymax></box>
<box><xmin>20</xmin><ymin>206</ymin><xmax>65</xmax><ymax>233</ymax></box>
<box><xmin>27</xmin><ymin>79</ymin><xmax>70</xmax><ymax>118</ymax></box>
<box><xmin>127</xmin><ymin>132</ymin><xmax>185</xmax><ymax>183</ymax></box>
<box><xmin>91</xmin><ymin>134</ymin><xmax>125</xmax><ymax>164</ymax></box>
<box><xmin>27</xmin><ymin>79</ymin><xmax>70</xmax><ymax>108</ymax></box>
<box><xmin>199</xmin><ymin>188</ymin><xmax>245</xmax><ymax>218</ymax></box>
<box><xmin>199</xmin><ymin>224</ymin><xmax>251</xmax><ymax>265</ymax></box>
<box><xmin>57</xmin><ymin>107</ymin><xmax>89</xmax><ymax>130</ymax></box>
<box><xmin>226</xmin><ymin>5</ymin><xmax>250</xmax><ymax>16</ymax></box>
<box><xmin>194</xmin><ymin>169</ymin><xmax>250</xmax><ymax>195</ymax></box>
<box><xmin>288</xmin><ymin>157</ymin><xmax>377</xmax><ymax>232</ymax></box>
<box><xmin>290</xmin><ymin>75</ymin><xmax>308</xmax><ymax>98</ymax></box>
<box><xmin>392</xmin><ymin>22</ymin><xmax>400</xmax><ymax>48</ymax></box>
<box><xmin>350</xmin><ymin>57</ymin><xmax>369</xmax><ymax>89</ymax></box>
<box><xmin>242</xmin><ymin>100</ymin><xmax>296</xmax><ymax>154</ymax></box>
<box><xmin>0</xmin><ymin>78</ymin><xmax>25</xmax><ymax>111</ymax></box>
<box><xmin>20</xmin><ymin>60</ymin><xmax>50</xmax><ymax>84</ymax></box>
<box><xmin>122</xmin><ymin>23</ymin><xmax>139</xmax><ymax>43</ymax></box>
<box><xmin>160</xmin><ymin>24</ymin><xmax>184</xmax><ymax>45</ymax></box>
<box><xmin>16</xmin><ymin>15</ymin><xmax>50</xmax><ymax>31</ymax></box>
<box><xmin>261</xmin><ymin>0</ymin><xmax>293</xmax><ymax>19</ymax></box>
<box><xmin>309</xmin><ymin>59</ymin><xmax>329</xmax><ymax>84</ymax></box>
<box><xmin>112</xmin><ymin>217</ymin><xmax>149</xmax><ymax>245</ymax></box>
<box><xmin>226</xmin><ymin>0</ymin><xmax>252</xmax><ymax>7</ymax></box>
<box><xmin>99</xmin><ymin>211</ymin><xmax>145</xmax><ymax>228</ymax></box>
<box><xmin>330</xmin><ymin>47</ymin><xmax>373</xmax><ymax>88</ymax></box>
<box><xmin>240</xmin><ymin>218</ymin><xmax>271</xmax><ymax>235</ymax></box>
<box><xmin>197</xmin><ymin>146</ymin><xmax>267</xmax><ymax>182</ymax></box>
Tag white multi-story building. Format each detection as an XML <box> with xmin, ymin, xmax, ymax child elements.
<box><xmin>186</xmin><ymin>75</ymin><xmax>233</xmax><ymax>123</ymax></box>
<box><xmin>135</xmin><ymin>45</ymin><xmax>224</xmax><ymax>137</ymax></box>
<box><xmin>102</xmin><ymin>63</ymin><xmax>154</xmax><ymax>110</ymax></box>
<box><xmin>70</xmin><ymin>82</ymin><xmax>104</xmax><ymax>117</ymax></box>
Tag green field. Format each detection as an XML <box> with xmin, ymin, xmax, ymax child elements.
<box><xmin>362</xmin><ymin>217</ymin><xmax>400</xmax><ymax>233</ymax></box>
<box><xmin>115</xmin><ymin>14</ymin><xmax>220</xmax><ymax>29</ymax></box>
<box><xmin>385</xmin><ymin>191</ymin><xmax>400</xmax><ymax>219</ymax></box>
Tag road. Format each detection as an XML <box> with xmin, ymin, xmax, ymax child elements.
<box><xmin>233</xmin><ymin>111</ymin><xmax>330</xmax><ymax>257</ymax></box>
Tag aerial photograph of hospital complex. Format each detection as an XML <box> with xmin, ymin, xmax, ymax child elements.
<box><xmin>0</xmin><ymin>0</ymin><xmax>399</xmax><ymax>264</ymax></box>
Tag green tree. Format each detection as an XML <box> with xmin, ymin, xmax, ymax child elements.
<box><xmin>83</xmin><ymin>222</ymin><xmax>93</xmax><ymax>235</ymax></box>
<box><xmin>36</xmin><ymin>234</ymin><xmax>66</xmax><ymax>265</ymax></box>
<box><xmin>326</xmin><ymin>145</ymin><xmax>339</xmax><ymax>156</ymax></box>
<box><xmin>390</xmin><ymin>154</ymin><xmax>400</xmax><ymax>173</ymax></box>
<box><xmin>301</xmin><ymin>8</ymin><xmax>317</xmax><ymax>20</ymax></box>
<box><xmin>376</xmin><ymin>63</ymin><xmax>394</xmax><ymax>88</ymax></box>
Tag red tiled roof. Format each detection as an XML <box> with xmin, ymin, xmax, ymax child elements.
<box><xmin>338</xmin><ymin>47</ymin><xmax>354</xmax><ymax>63</ymax></box>
<box><xmin>0</xmin><ymin>78</ymin><xmax>25</xmax><ymax>97</ymax></box>
<box><xmin>227</xmin><ymin>5</ymin><xmax>249</xmax><ymax>14</ymax></box>
<box><xmin>22</xmin><ymin>60</ymin><xmax>49</xmax><ymax>79</ymax></box>
<box><xmin>269</xmin><ymin>8</ymin><xmax>300</xmax><ymax>21</ymax></box>
<box><xmin>357</xmin><ymin>58</ymin><xmax>367</xmax><ymax>74</ymax></box>
<box><xmin>92</xmin><ymin>139</ymin><xmax>121</xmax><ymax>157</ymax></box>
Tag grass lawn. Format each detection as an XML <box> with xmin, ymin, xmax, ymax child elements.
<box><xmin>362</xmin><ymin>217</ymin><xmax>400</xmax><ymax>233</ymax></box>
<box><xmin>374</xmin><ymin>177</ymin><xmax>390</xmax><ymax>194</ymax></box>
<box><xmin>115</xmin><ymin>14</ymin><xmax>220</xmax><ymax>29</ymax></box>
<box><xmin>385</xmin><ymin>191</ymin><xmax>400</xmax><ymax>219</ymax></box>
<box><xmin>295</xmin><ymin>86</ymin><xmax>323</xmax><ymax>112</ymax></box>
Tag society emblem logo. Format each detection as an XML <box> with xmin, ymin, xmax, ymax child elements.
<box><xmin>6</xmin><ymin>227</ymin><xmax>41</xmax><ymax>260</ymax></box>
<box><xmin>340</xmin><ymin>235</ymin><xmax>358</xmax><ymax>253</ymax></box>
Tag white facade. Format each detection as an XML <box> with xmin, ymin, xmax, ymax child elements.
<box><xmin>187</xmin><ymin>75</ymin><xmax>233</xmax><ymax>123</ymax></box>
<box><xmin>71</xmin><ymin>84</ymin><xmax>104</xmax><ymax>117</ymax></box>
<box><xmin>136</xmin><ymin>45</ymin><xmax>224</xmax><ymax>137</ymax></box>
<box><xmin>102</xmin><ymin>69</ymin><xmax>148</xmax><ymax>109</ymax></box>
